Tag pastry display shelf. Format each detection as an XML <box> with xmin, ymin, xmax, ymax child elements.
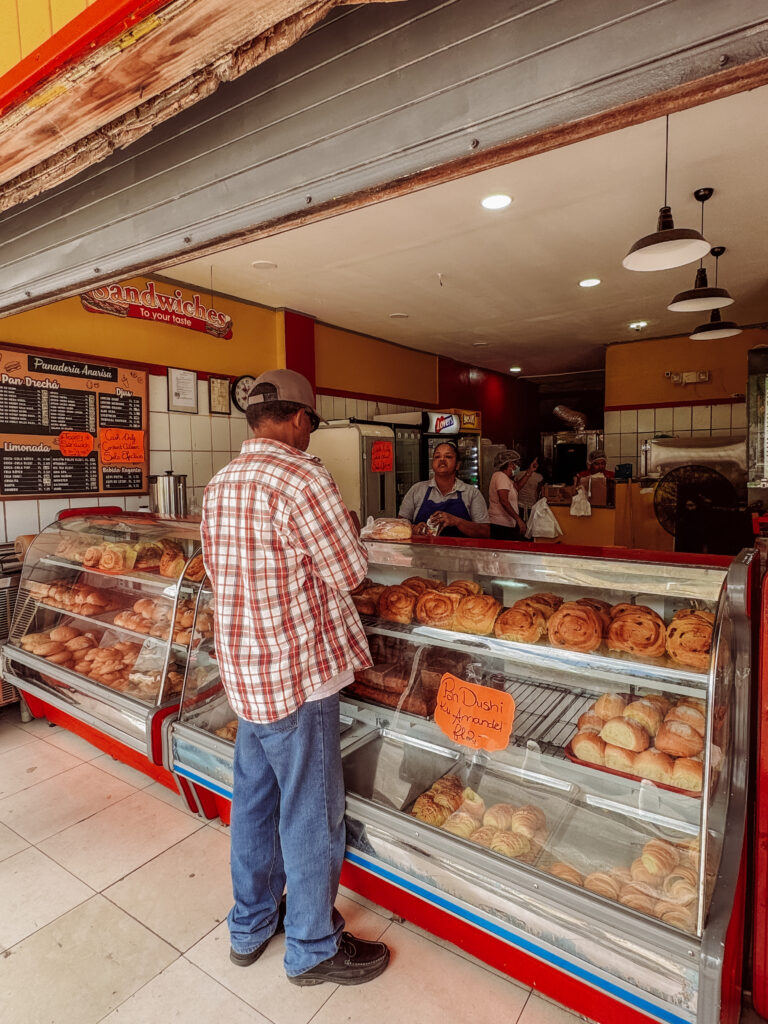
<box><xmin>360</xmin><ymin>616</ymin><xmax>711</xmax><ymax>698</ymax></box>
<box><xmin>36</xmin><ymin>556</ymin><xmax>184</xmax><ymax>593</ymax></box>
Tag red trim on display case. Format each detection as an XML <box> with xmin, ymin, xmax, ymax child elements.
<box><xmin>721</xmin><ymin>842</ymin><xmax>747</xmax><ymax>1024</ymax></box>
<box><xmin>339</xmin><ymin>860</ymin><xmax>661</xmax><ymax>1024</ymax></box>
<box><xmin>149</xmin><ymin>703</ymin><xmax>182</xmax><ymax>766</ymax></box>
<box><xmin>752</xmin><ymin>571</ymin><xmax>768</xmax><ymax>1017</ymax></box>
<box><xmin>22</xmin><ymin>692</ymin><xmax>178</xmax><ymax>790</ymax></box>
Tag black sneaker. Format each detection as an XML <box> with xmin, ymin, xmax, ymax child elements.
<box><xmin>288</xmin><ymin>931</ymin><xmax>390</xmax><ymax>986</ymax></box>
<box><xmin>229</xmin><ymin>896</ymin><xmax>287</xmax><ymax>967</ymax></box>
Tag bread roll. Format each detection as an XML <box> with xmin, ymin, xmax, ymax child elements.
<box><xmin>594</xmin><ymin>692</ymin><xmax>628</xmax><ymax>720</ymax></box>
<box><xmin>49</xmin><ymin>624</ymin><xmax>81</xmax><ymax>643</ymax></box>
<box><xmin>483</xmin><ymin>803</ymin><xmax>518</xmax><ymax>830</ymax></box>
<box><xmin>655</xmin><ymin>721</ymin><xmax>705</xmax><ymax>759</ymax></box>
<box><xmin>549</xmin><ymin>862</ymin><xmax>583</xmax><ymax>886</ymax></box>
<box><xmin>638</xmin><ymin>692</ymin><xmax>673</xmax><ymax>716</ymax></box>
<box><xmin>619</xmin><ymin>885</ymin><xmax>657</xmax><ymax>914</ymax></box>
<box><xmin>676</xmin><ymin>696</ymin><xmax>707</xmax><ymax>715</ymax></box>
<box><xmin>630</xmin><ymin>858</ymin><xmax>662</xmax><ymax>888</ymax></box>
<box><xmin>633</xmin><ymin>748</ymin><xmax>674</xmax><ymax>784</ymax></box>
<box><xmin>453</xmin><ymin>594</ymin><xmax>501</xmax><ymax>636</ymax></box>
<box><xmin>571</xmin><ymin>730</ymin><xmax>606</xmax><ymax>765</ymax></box>
<box><xmin>441</xmin><ymin>811</ymin><xmax>479</xmax><ymax>838</ymax></box>
<box><xmin>604</xmin><ymin>744</ymin><xmax>636</xmax><ymax>773</ymax></box>
<box><xmin>599</xmin><ymin>717</ymin><xmax>650</xmax><ymax>753</ymax></box>
<box><xmin>665</xmin><ymin>704</ymin><xmax>706</xmax><ymax>736</ymax></box>
<box><xmin>577</xmin><ymin>712</ymin><xmax>605</xmax><ymax>733</ymax></box>
<box><xmin>641</xmin><ymin>839</ymin><xmax>679</xmax><ymax>877</ymax></box>
<box><xmin>377</xmin><ymin>586</ymin><xmax>416</xmax><ymax>625</ymax></box>
<box><xmin>370</xmin><ymin>518</ymin><xmax>413</xmax><ymax>541</ymax></box>
<box><xmin>623</xmin><ymin>699</ymin><xmax>663</xmax><ymax>737</ymax></box>
<box><xmin>584</xmin><ymin>872</ymin><xmax>620</xmax><ymax>900</ymax></box>
<box><xmin>671</xmin><ymin>757</ymin><xmax>704</xmax><ymax>792</ymax></box>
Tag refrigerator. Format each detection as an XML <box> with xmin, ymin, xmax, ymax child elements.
<box><xmin>307</xmin><ymin>421</ymin><xmax>396</xmax><ymax>523</ymax></box>
<box><xmin>422</xmin><ymin>409</ymin><xmax>482</xmax><ymax>489</ymax></box>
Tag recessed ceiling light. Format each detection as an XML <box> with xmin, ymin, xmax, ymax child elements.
<box><xmin>472</xmin><ymin>341</ymin><xmax>489</xmax><ymax>347</ymax></box>
<box><xmin>389</xmin><ymin>313</ymin><xmax>409</xmax><ymax>319</ymax></box>
<box><xmin>579</xmin><ymin>278</ymin><xmax>601</xmax><ymax>288</ymax></box>
<box><xmin>628</xmin><ymin>320</ymin><xmax>648</xmax><ymax>331</ymax></box>
<box><xmin>481</xmin><ymin>194</ymin><xmax>512</xmax><ymax>210</ymax></box>
<box><xmin>251</xmin><ymin>260</ymin><xmax>277</xmax><ymax>270</ymax></box>
<box><xmin>509</xmin><ymin>366</ymin><xmax>522</xmax><ymax>373</ymax></box>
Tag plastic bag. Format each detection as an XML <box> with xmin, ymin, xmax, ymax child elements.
<box><xmin>525</xmin><ymin>498</ymin><xmax>563</xmax><ymax>539</ymax></box>
<box><xmin>570</xmin><ymin>485</ymin><xmax>592</xmax><ymax>517</ymax></box>
<box><xmin>359</xmin><ymin>516</ymin><xmax>413</xmax><ymax>542</ymax></box>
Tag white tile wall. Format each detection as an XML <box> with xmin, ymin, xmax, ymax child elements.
<box><xmin>602</xmin><ymin>402</ymin><xmax>747</xmax><ymax>477</ymax></box>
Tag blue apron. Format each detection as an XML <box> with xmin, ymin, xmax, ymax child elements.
<box><xmin>415</xmin><ymin>486</ymin><xmax>471</xmax><ymax>538</ymax></box>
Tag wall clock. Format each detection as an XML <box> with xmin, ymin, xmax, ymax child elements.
<box><xmin>231</xmin><ymin>375</ymin><xmax>257</xmax><ymax>413</ymax></box>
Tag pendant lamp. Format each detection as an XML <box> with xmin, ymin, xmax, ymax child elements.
<box><xmin>690</xmin><ymin>249</ymin><xmax>741</xmax><ymax>338</ymax></box>
<box><xmin>623</xmin><ymin>117</ymin><xmax>711</xmax><ymax>272</ymax></box>
<box><xmin>667</xmin><ymin>189</ymin><xmax>735</xmax><ymax>312</ymax></box>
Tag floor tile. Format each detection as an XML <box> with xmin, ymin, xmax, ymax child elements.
<box><xmin>0</xmin><ymin>846</ymin><xmax>93</xmax><ymax>947</ymax></box>
<box><xmin>105</xmin><ymin>825</ymin><xmax>229</xmax><ymax>951</ymax></box>
<box><xmin>0</xmin><ymin>737</ymin><xmax>81</xmax><ymax>799</ymax></box>
<box><xmin>90</xmin><ymin>752</ymin><xmax>154</xmax><ymax>789</ymax></box>
<box><xmin>38</xmin><ymin>726</ymin><xmax>103</xmax><ymax>760</ymax></box>
<box><xmin>0</xmin><ymin>895</ymin><xmax>177</xmax><ymax>1024</ymax></box>
<box><xmin>39</xmin><ymin>788</ymin><xmax>203</xmax><ymax>891</ymax></box>
<box><xmin>518</xmin><ymin>991</ymin><xmax>594</xmax><ymax>1024</ymax></box>
<box><xmin>0</xmin><ymin>710</ymin><xmax>36</xmax><ymax>754</ymax></box>
<box><xmin>0</xmin><ymin>821</ymin><xmax>28</xmax><ymax>862</ymax></box>
<box><xmin>144</xmin><ymin>779</ymin><xmax>199</xmax><ymax>816</ymax></box>
<box><xmin>0</xmin><ymin>762</ymin><xmax>136</xmax><ymax>842</ymax></box>
<box><xmin>16</xmin><ymin>715</ymin><xmax>62</xmax><ymax>738</ymax></box>
<box><xmin>313</xmin><ymin>921</ymin><xmax>529</xmax><ymax>1024</ymax></box>
<box><xmin>400</xmin><ymin>916</ymin><xmax>530</xmax><ymax>985</ymax></box>
<box><xmin>101</xmin><ymin>956</ymin><xmax>271</xmax><ymax>1023</ymax></box>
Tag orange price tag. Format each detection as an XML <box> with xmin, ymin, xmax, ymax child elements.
<box><xmin>58</xmin><ymin>432</ymin><xmax>94</xmax><ymax>457</ymax></box>
<box><xmin>100</xmin><ymin>428</ymin><xmax>145</xmax><ymax>464</ymax></box>
<box><xmin>370</xmin><ymin>439</ymin><xmax>394</xmax><ymax>472</ymax></box>
<box><xmin>434</xmin><ymin>673</ymin><xmax>515</xmax><ymax>751</ymax></box>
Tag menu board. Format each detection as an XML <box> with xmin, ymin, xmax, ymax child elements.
<box><xmin>0</xmin><ymin>350</ymin><xmax>148</xmax><ymax>499</ymax></box>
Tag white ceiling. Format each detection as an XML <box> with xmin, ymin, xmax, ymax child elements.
<box><xmin>165</xmin><ymin>85</ymin><xmax>768</xmax><ymax>381</ymax></box>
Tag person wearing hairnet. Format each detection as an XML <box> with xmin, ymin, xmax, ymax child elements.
<box><xmin>488</xmin><ymin>450</ymin><xmax>538</xmax><ymax>540</ymax></box>
<box><xmin>574</xmin><ymin>448</ymin><xmax>614</xmax><ymax>486</ymax></box>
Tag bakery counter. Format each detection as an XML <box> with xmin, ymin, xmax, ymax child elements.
<box><xmin>551</xmin><ymin>505</ymin><xmax>616</xmax><ymax>547</ymax></box>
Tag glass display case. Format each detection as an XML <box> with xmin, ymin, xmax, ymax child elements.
<box><xmin>1</xmin><ymin>512</ymin><xmax>208</xmax><ymax>768</ymax></box>
<box><xmin>340</xmin><ymin>540</ymin><xmax>753</xmax><ymax>1024</ymax></box>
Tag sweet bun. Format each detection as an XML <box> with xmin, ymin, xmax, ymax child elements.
<box><xmin>453</xmin><ymin>594</ymin><xmax>501</xmax><ymax>636</ymax></box>
<box><xmin>630</xmin><ymin>858</ymin><xmax>662</xmax><ymax>888</ymax></box>
<box><xmin>65</xmin><ymin>634</ymin><xmax>97</xmax><ymax>652</ymax></box>
<box><xmin>549</xmin><ymin>862</ymin><xmax>583</xmax><ymax>886</ymax></box>
<box><xmin>619</xmin><ymin>885</ymin><xmax>657</xmax><ymax>914</ymax></box>
<box><xmin>489</xmin><ymin>830</ymin><xmax>531</xmax><ymax>859</ymax></box>
<box><xmin>599</xmin><ymin>717</ymin><xmax>650</xmax><ymax>753</ymax></box>
<box><xmin>575</xmin><ymin>597</ymin><xmax>613</xmax><ymax>635</ymax></box>
<box><xmin>400</xmin><ymin>576</ymin><xmax>440</xmax><ymax>596</ymax></box>
<box><xmin>441</xmin><ymin>811</ymin><xmax>479</xmax><ymax>838</ymax></box>
<box><xmin>623</xmin><ymin>699</ymin><xmax>663</xmax><ymax>737</ymax></box>
<box><xmin>470</xmin><ymin>826</ymin><xmax>499</xmax><ymax>848</ymax></box>
<box><xmin>594</xmin><ymin>692</ymin><xmax>628</xmax><ymax>720</ymax></box>
<box><xmin>671</xmin><ymin>757</ymin><xmax>704</xmax><ymax>792</ymax></box>
<box><xmin>510</xmin><ymin>805</ymin><xmax>546</xmax><ymax>838</ymax></box>
<box><xmin>577</xmin><ymin>712</ymin><xmax>605</xmax><ymax>734</ymax></box>
<box><xmin>377</xmin><ymin>586</ymin><xmax>416</xmax><ymax>625</ymax></box>
<box><xmin>442</xmin><ymin>579</ymin><xmax>482</xmax><ymax>598</ymax></box>
<box><xmin>655</xmin><ymin>721</ymin><xmax>705</xmax><ymax>759</ymax></box>
<box><xmin>518</xmin><ymin>593</ymin><xmax>563</xmax><ymax>619</ymax></box>
<box><xmin>370</xmin><ymin>519</ymin><xmax>413</xmax><ymax>541</ymax></box>
<box><xmin>46</xmin><ymin>650</ymin><xmax>74</xmax><ymax>665</ymax></box>
<box><xmin>641</xmin><ymin>839</ymin><xmax>679</xmax><ymax>878</ymax></box>
<box><xmin>664</xmin><ymin>704</ymin><xmax>706</xmax><ymax>737</ymax></box>
<box><xmin>633</xmin><ymin>748</ymin><xmax>674</xmax><ymax>784</ymax></box>
<box><xmin>604</xmin><ymin>744</ymin><xmax>636</xmax><ymax>773</ymax></box>
<box><xmin>583</xmin><ymin>872</ymin><xmax>620</xmax><ymax>900</ymax></box>
<box><xmin>571</xmin><ymin>731</ymin><xmax>605</xmax><ymax>765</ymax></box>
<box><xmin>49</xmin><ymin>624</ymin><xmax>81</xmax><ymax>643</ymax></box>
<box><xmin>36</xmin><ymin>640</ymin><xmax>67</xmax><ymax>657</ymax></box>
<box><xmin>483</xmin><ymin>803</ymin><xmax>518</xmax><ymax>831</ymax></box>
<box><xmin>654</xmin><ymin>901</ymin><xmax>696</xmax><ymax>931</ymax></box>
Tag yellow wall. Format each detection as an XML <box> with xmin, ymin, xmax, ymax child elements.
<box><xmin>0</xmin><ymin>277</ymin><xmax>283</xmax><ymax>376</ymax></box>
<box><xmin>315</xmin><ymin>323</ymin><xmax>438</xmax><ymax>405</ymax></box>
<box><xmin>0</xmin><ymin>0</ymin><xmax>97</xmax><ymax>75</ymax></box>
<box><xmin>605</xmin><ymin>327</ymin><xmax>767</xmax><ymax>407</ymax></box>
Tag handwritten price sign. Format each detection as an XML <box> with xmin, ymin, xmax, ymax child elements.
<box><xmin>100</xmin><ymin>428</ymin><xmax>145</xmax><ymax>464</ymax></box>
<box><xmin>59</xmin><ymin>432</ymin><xmax>94</xmax><ymax>457</ymax></box>
<box><xmin>370</xmin><ymin>440</ymin><xmax>394</xmax><ymax>473</ymax></box>
<box><xmin>434</xmin><ymin>673</ymin><xmax>515</xmax><ymax>751</ymax></box>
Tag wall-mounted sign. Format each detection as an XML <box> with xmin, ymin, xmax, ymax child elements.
<box><xmin>434</xmin><ymin>673</ymin><xmax>515</xmax><ymax>751</ymax></box>
<box><xmin>208</xmin><ymin>375</ymin><xmax>231</xmax><ymax>416</ymax></box>
<box><xmin>81</xmin><ymin>280</ymin><xmax>233</xmax><ymax>339</ymax></box>
<box><xmin>167</xmin><ymin>367</ymin><xmax>198</xmax><ymax>414</ymax></box>
<box><xmin>424</xmin><ymin>411</ymin><xmax>460</xmax><ymax>435</ymax></box>
<box><xmin>0</xmin><ymin>351</ymin><xmax>148</xmax><ymax>499</ymax></box>
<box><xmin>370</xmin><ymin>439</ymin><xmax>394</xmax><ymax>472</ymax></box>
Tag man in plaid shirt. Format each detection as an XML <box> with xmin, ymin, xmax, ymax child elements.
<box><xmin>201</xmin><ymin>368</ymin><xmax>390</xmax><ymax>986</ymax></box>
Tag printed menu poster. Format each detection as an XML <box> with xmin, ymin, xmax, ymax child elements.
<box><xmin>0</xmin><ymin>350</ymin><xmax>148</xmax><ymax>499</ymax></box>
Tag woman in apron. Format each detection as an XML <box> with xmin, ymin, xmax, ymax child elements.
<box><xmin>398</xmin><ymin>441</ymin><xmax>490</xmax><ymax>538</ymax></box>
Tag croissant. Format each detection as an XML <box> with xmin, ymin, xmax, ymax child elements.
<box><xmin>576</xmin><ymin>598</ymin><xmax>612</xmax><ymax>637</ymax></box>
<box><xmin>414</xmin><ymin>588</ymin><xmax>461</xmax><ymax>629</ymax></box>
<box><xmin>495</xmin><ymin>604</ymin><xmax>546</xmax><ymax>644</ymax></box>
<box><xmin>516</xmin><ymin>593</ymin><xmax>563</xmax><ymax>620</ymax></box>
<box><xmin>547</xmin><ymin>602</ymin><xmax>603</xmax><ymax>653</ymax></box>
<box><xmin>665</xmin><ymin>613</ymin><xmax>713</xmax><ymax>671</ymax></box>
<box><xmin>607</xmin><ymin>609</ymin><xmax>667</xmax><ymax>659</ymax></box>
<box><xmin>377</xmin><ymin>585</ymin><xmax>416</xmax><ymax>625</ymax></box>
<box><xmin>453</xmin><ymin>594</ymin><xmax>501</xmax><ymax>635</ymax></box>
<box><xmin>641</xmin><ymin>839</ymin><xmax>679</xmax><ymax>877</ymax></box>
<box><xmin>583</xmin><ymin>872</ymin><xmax>620</xmax><ymax>900</ymax></box>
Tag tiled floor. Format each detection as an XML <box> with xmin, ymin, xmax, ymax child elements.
<box><xmin>0</xmin><ymin>703</ymin><xmax>762</xmax><ymax>1024</ymax></box>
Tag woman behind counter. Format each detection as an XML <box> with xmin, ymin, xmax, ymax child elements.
<box><xmin>398</xmin><ymin>441</ymin><xmax>490</xmax><ymax>538</ymax></box>
<box><xmin>488</xmin><ymin>450</ymin><xmax>537</xmax><ymax>540</ymax></box>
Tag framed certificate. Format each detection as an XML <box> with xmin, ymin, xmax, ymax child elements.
<box><xmin>167</xmin><ymin>367</ymin><xmax>198</xmax><ymax>414</ymax></box>
<box><xmin>209</xmin><ymin>375</ymin><xmax>231</xmax><ymax>416</ymax></box>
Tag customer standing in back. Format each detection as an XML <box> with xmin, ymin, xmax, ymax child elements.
<box><xmin>201</xmin><ymin>368</ymin><xmax>390</xmax><ymax>987</ymax></box>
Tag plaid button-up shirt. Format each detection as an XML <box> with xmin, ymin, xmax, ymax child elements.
<box><xmin>201</xmin><ymin>437</ymin><xmax>371</xmax><ymax>723</ymax></box>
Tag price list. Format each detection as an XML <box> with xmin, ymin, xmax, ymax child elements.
<box><xmin>49</xmin><ymin>389</ymin><xmax>96</xmax><ymax>434</ymax></box>
<box><xmin>0</xmin><ymin>384</ymin><xmax>48</xmax><ymax>434</ymax></box>
<box><xmin>1</xmin><ymin>451</ymin><xmax>99</xmax><ymax>495</ymax></box>
<box><xmin>99</xmin><ymin>393</ymin><xmax>143</xmax><ymax>430</ymax></box>
<box><xmin>102</xmin><ymin>467</ymin><xmax>144</xmax><ymax>491</ymax></box>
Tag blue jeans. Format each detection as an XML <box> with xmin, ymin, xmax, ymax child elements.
<box><xmin>228</xmin><ymin>693</ymin><xmax>346</xmax><ymax>976</ymax></box>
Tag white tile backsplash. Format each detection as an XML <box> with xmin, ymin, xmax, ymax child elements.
<box><xmin>148</xmin><ymin>374</ymin><xmax>168</xmax><ymax>412</ymax></box>
<box><xmin>210</xmin><ymin>417</ymin><xmax>231</xmax><ymax>451</ymax></box>
<box><xmin>197</xmin><ymin>380</ymin><xmax>210</xmax><ymax>416</ymax></box>
<box><xmin>149</xmin><ymin>412</ymin><xmax>170</xmax><ymax>451</ymax></box>
<box><xmin>191</xmin><ymin>450</ymin><xmax>213</xmax><ymax>488</ymax></box>
<box><xmin>150</xmin><ymin>451</ymin><xmax>172</xmax><ymax>476</ymax></box>
<box><xmin>604</xmin><ymin>433</ymin><xmax>620</xmax><ymax>460</ymax></box>
<box><xmin>654</xmin><ymin>407</ymin><xmax>674</xmax><ymax>432</ymax></box>
<box><xmin>637</xmin><ymin>409</ymin><xmax>654</xmax><ymax>433</ymax></box>
<box><xmin>169</xmin><ymin>414</ymin><xmax>192</xmax><ymax>451</ymax></box>
<box><xmin>190</xmin><ymin>416</ymin><xmax>212</xmax><ymax>452</ymax></box>
<box><xmin>171</xmin><ymin>450</ymin><xmax>193</xmax><ymax>480</ymax></box>
<box><xmin>692</xmin><ymin>405</ymin><xmax>711</xmax><ymax>429</ymax></box>
<box><xmin>5</xmin><ymin>502</ymin><xmax>39</xmax><ymax>540</ymax></box>
<box><xmin>672</xmin><ymin>406</ymin><xmax>692</xmax><ymax>431</ymax></box>
<box><xmin>37</xmin><ymin>498</ymin><xmax>70</xmax><ymax>530</ymax></box>
<box><xmin>229</xmin><ymin>417</ymin><xmax>248</xmax><ymax>450</ymax></box>
<box><xmin>619</xmin><ymin>409</ymin><xmax>637</xmax><ymax>433</ymax></box>
<box><xmin>712</xmin><ymin>404</ymin><xmax>731</xmax><ymax>429</ymax></box>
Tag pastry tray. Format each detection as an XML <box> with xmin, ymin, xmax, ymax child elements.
<box><xmin>564</xmin><ymin>743</ymin><xmax>700</xmax><ymax>798</ymax></box>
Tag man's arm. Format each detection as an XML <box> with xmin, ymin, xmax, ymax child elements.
<box><xmin>292</xmin><ymin>470</ymin><xmax>368</xmax><ymax>591</ymax></box>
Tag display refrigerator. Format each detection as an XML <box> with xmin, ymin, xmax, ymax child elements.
<box><xmin>422</xmin><ymin>410</ymin><xmax>482</xmax><ymax>489</ymax></box>
<box><xmin>308</xmin><ymin>421</ymin><xmax>396</xmax><ymax>522</ymax></box>
<box><xmin>158</xmin><ymin>524</ymin><xmax>752</xmax><ymax>1024</ymax></box>
<box><xmin>0</xmin><ymin>512</ymin><xmax>208</xmax><ymax>793</ymax></box>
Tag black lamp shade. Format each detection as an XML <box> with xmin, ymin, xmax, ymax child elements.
<box><xmin>623</xmin><ymin>207</ymin><xmax>710</xmax><ymax>272</ymax></box>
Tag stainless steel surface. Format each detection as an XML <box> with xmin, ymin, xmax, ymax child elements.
<box><xmin>148</xmin><ymin>472</ymin><xmax>188</xmax><ymax>516</ymax></box>
<box><xmin>648</xmin><ymin>436</ymin><xmax>747</xmax><ymax>491</ymax></box>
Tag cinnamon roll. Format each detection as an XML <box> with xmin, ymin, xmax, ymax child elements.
<box><xmin>442</xmin><ymin>579</ymin><xmax>483</xmax><ymax>598</ymax></box>
<box><xmin>453</xmin><ymin>594</ymin><xmax>501</xmax><ymax>636</ymax></box>
<box><xmin>665</xmin><ymin>613</ymin><xmax>713</xmax><ymax>671</ymax></box>
<box><xmin>400</xmin><ymin>576</ymin><xmax>441</xmax><ymax>597</ymax></box>
<box><xmin>547</xmin><ymin>602</ymin><xmax>603</xmax><ymax>653</ymax></box>
<box><xmin>377</xmin><ymin>585</ymin><xmax>416</xmax><ymax>625</ymax></box>
<box><xmin>576</xmin><ymin>598</ymin><xmax>612</xmax><ymax>637</ymax></box>
<box><xmin>610</xmin><ymin>603</ymin><xmax>659</xmax><ymax>619</ymax></box>
<box><xmin>494</xmin><ymin>604</ymin><xmax>546</xmax><ymax>644</ymax></box>
<box><xmin>607</xmin><ymin>608</ymin><xmax>667</xmax><ymax>659</ymax></box>
<box><xmin>516</xmin><ymin>593</ymin><xmax>563</xmax><ymax>620</ymax></box>
<box><xmin>414</xmin><ymin>588</ymin><xmax>461</xmax><ymax>629</ymax></box>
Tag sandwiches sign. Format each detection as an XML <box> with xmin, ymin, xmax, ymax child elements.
<box><xmin>81</xmin><ymin>281</ymin><xmax>233</xmax><ymax>339</ymax></box>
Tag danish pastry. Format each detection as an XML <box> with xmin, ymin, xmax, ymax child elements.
<box><xmin>665</xmin><ymin>613</ymin><xmax>713</xmax><ymax>671</ymax></box>
<box><xmin>442</xmin><ymin>579</ymin><xmax>482</xmax><ymax>598</ymax></box>
<box><xmin>607</xmin><ymin>609</ymin><xmax>667</xmax><ymax>659</ymax></box>
<box><xmin>547</xmin><ymin>602</ymin><xmax>603</xmax><ymax>653</ymax></box>
<box><xmin>495</xmin><ymin>603</ymin><xmax>546</xmax><ymax>644</ymax></box>
<box><xmin>400</xmin><ymin>576</ymin><xmax>441</xmax><ymax>597</ymax></box>
<box><xmin>576</xmin><ymin>597</ymin><xmax>612</xmax><ymax>637</ymax></box>
<box><xmin>377</xmin><ymin>586</ymin><xmax>416</xmax><ymax>625</ymax></box>
<box><xmin>517</xmin><ymin>593</ymin><xmax>563</xmax><ymax>619</ymax></box>
<box><xmin>453</xmin><ymin>594</ymin><xmax>501</xmax><ymax>636</ymax></box>
<box><xmin>414</xmin><ymin>589</ymin><xmax>461</xmax><ymax>629</ymax></box>
<box><xmin>411</xmin><ymin>793</ymin><xmax>449</xmax><ymax>826</ymax></box>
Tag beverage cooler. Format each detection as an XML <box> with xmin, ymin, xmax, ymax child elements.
<box><xmin>1</xmin><ymin>512</ymin><xmax>208</xmax><ymax>790</ymax></box>
<box><xmin>158</xmin><ymin>526</ymin><xmax>752</xmax><ymax>1024</ymax></box>
<box><xmin>422</xmin><ymin>410</ymin><xmax>482</xmax><ymax>489</ymax></box>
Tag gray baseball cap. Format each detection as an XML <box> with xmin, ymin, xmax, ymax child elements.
<box><xmin>247</xmin><ymin>369</ymin><xmax>324</xmax><ymax>420</ymax></box>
